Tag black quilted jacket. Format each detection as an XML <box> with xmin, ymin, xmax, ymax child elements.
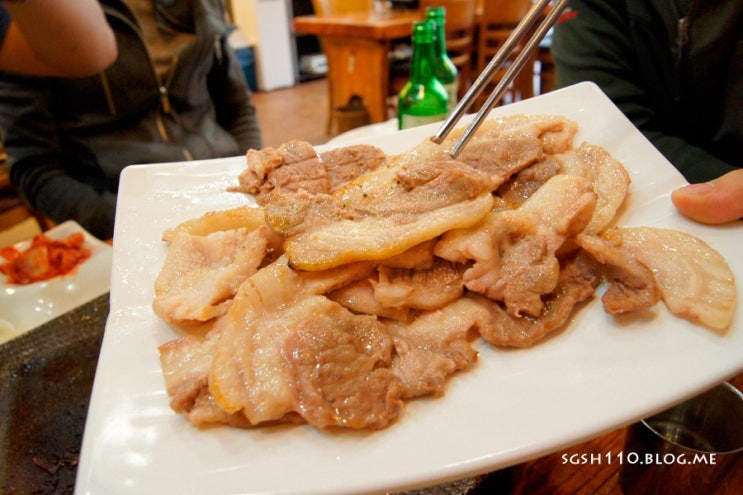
<box><xmin>0</xmin><ymin>0</ymin><xmax>263</xmax><ymax>239</ymax></box>
<box><xmin>552</xmin><ymin>0</ymin><xmax>742</xmax><ymax>183</ymax></box>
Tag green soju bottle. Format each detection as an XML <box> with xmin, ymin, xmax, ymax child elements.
<box><xmin>425</xmin><ymin>7</ymin><xmax>459</xmax><ymax>112</ymax></box>
<box><xmin>397</xmin><ymin>20</ymin><xmax>449</xmax><ymax>130</ymax></box>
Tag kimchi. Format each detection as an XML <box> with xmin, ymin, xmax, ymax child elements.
<box><xmin>0</xmin><ymin>232</ymin><xmax>91</xmax><ymax>285</ymax></box>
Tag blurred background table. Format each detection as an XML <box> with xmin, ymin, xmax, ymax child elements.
<box><xmin>294</xmin><ymin>8</ymin><xmax>422</xmax><ymax>133</ymax></box>
<box><xmin>293</xmin><ymin>0</ymin><xmax>556</xmax><ymax>137</ymax></box>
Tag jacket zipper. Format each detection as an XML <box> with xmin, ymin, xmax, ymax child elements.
<box><xmin>101</xmin><ymin>4</ymin><xmax>192</xmax><ymax>160</ymax></box>
<box><xmin>100</xmin><ymin>72</ymin><xmax>117</xmax><ymax>116</ymax></box>
<box><xmin>214</xmin><ymin>34</ymin><xmax>223</xmax><ymax>63</ymax></box>
<box><xmin>155</xmin><ymin>57</ymin><xmax>176</xmax><ymax>146</ymax></box>
<box><xmin>675</xmin><ymin>17</ymin><xmax>689</xmax><ymax>68</ymax></box>
<box><xmin>672</xmin><ymin>0</ymin><xmax>695</xmax><ymax>102</ymax></box>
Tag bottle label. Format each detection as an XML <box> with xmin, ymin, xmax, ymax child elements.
<box><xmin>400</xmin><ymin>113</ymin><xmax>448</xmax><ymax>130</ymax></box>
<box><xmin>444</xmin><ymin>79</ymin><xmax>458</xmax><ymax>111</ymax></box>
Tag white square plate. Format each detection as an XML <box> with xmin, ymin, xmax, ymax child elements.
<box><xmin>0</xmin><ymin>220</ymin><xmax>112</xmax><ymax>344</ymax></box>
<box><xmin>76</xmin><ymin>83</ymin><xmax>742</xmax><ymax>495</ymax></box>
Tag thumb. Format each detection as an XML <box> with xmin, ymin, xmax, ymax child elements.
<box><xmin>671</xmin><ymin>169</ymin><xmax>743</xmax><ymax>224</ymax></box>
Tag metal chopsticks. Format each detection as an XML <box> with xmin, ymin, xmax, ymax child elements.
<box><xmin>431</xmin><ymin>0</ymin><xmax>570</xmax><ymax>157</ymax></box>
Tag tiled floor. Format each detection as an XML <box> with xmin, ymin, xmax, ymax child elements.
<box><xmin>251</xmin><ymin>77</ymin><xmax>332</xmax><ymax>148</ymax></box>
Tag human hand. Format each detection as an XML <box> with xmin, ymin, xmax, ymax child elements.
<box><xmin>671</xmin><ymin>169</ymin><xmax>743</xmax><ymax>224</ymax></box>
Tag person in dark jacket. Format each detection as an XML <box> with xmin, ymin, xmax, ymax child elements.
<box><xmin>551</xmin><ymin>0</ymin><xmax>742</xmax><ymax>187</ymax></box>
<box><xmin>0</xmin><ymin>0</ymin><xmax>263</xmax><ymax>240</ymax></box>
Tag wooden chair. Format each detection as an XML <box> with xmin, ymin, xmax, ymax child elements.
<box><xmin>474</xmin><ymin>0</ymin><xmax>536</xmax><ymax>110</ymax></box>
<box><xmin>310</xmin><ymin>0</ymin><xmax>372</xmax><ymax>16</ymax></box>
<box><xmin>419</xmin><ymin>0</ymin><xmax>477</xmax><ymax>100</ymax></box>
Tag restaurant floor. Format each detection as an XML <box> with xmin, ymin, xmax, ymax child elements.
<box><xmin>251</xmin><ymin>77</ymin><xmax>334</xmax><ymax>148</ymax></box>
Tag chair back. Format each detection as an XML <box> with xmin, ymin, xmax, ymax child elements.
<box><xmin>419</xmin><ymin>0</ymin><xmax>477</xmax><ymax>98</ymax></box>
<box><xmin>479</xmin><ymin>0</ymin><xmax>532</xmax><ymax>26</ymax></box>
<box><xmin>311</xmin><ymin>0</ymin><xmax>372</xmax><ymax>16</ymax></box>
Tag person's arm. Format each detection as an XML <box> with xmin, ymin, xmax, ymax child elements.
<box><xmin>0</xmin><ymin>0</ymin><xmax>117</xmax><ymax>77</ymax></box>
<box><xmin>1</xmin><ymin>75</ymin><xmax>117</xmax><ymax>239</ymax></box>
<box><xmin>671</xmin><ymin>169</ymin><xmax>743</xmax><ymax>225</ymax></box>
<box><xmin>551</xmin><ymin>0</ymin><xmax>735</xmax><ymax>182</ymax></box>
<box><xmin>208</xmin><ymin>33</ymin><xmax>263</xmax><ymax>152</ymax></box>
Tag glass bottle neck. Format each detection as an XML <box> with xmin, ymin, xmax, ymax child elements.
<box><xmin>410</xmin><ymin>40</ymin><xmax>437</xmax><ymax>84</ymax></box>
<box><xmin>433</xmin><ymin>19</ymin><xmax>447</xmax><ymax>57</ymax></box>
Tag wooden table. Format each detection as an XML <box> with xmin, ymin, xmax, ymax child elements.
<box><xmin>501</xmin><ymin>372</ymin><xmax>743</xmax><ymax>494</ymax></box>
<box><xmin>293</xmin><ymin>9</ymin><xmax>422</xmax><ymax>129</ymax></box>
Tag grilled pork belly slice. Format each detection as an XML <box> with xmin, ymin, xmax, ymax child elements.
<box><xmin>474</xmin><ymin>252</ymin><xmax>602</xmax><ymax>348</ymax></box>
<box><xmin>159</xmin><ymin>332</ymin><xmax>217</xmax><ymax>418</ymax></box>
<box><xmin>373</xmin><ymin>259</ymin><xmax>465</xmax><ymax>311</ymax></box>
<box><xmin>436</xmin><ymin>174</ymin><xmax>597</xmax><ymax>317</ymax></box>
<box><xmin>555</xmin><ymin>143</ymin><xmax>631</xmax><ymax>234</ymax></box>
<box><xmin>159</xmin><ymin>329</ymin><xmax>254</xmax><ymax>428</ymax></box>
<box><xmin>234</xmin><ymin>140</ymin><xmax>318</xmax><ymax>197</ymax></box>
<box><xmin>267</xmin><ymin>160</ymin><xmax>495</xmax><ymax>271</ymax></box>
<box><xmin>210</xmin><ymin>292</ymin><xmax>403</xmax><ymax>429</ymax></box>
<box><xmin>283</xmin><ymin>297</ymin><xmax>403</xmax><ymax>429</ymax></box>
<box><xmin>153</xmin><ymin>226</ymin><xmax>277</xmax><ymax>326</ymax></box>
<box><xmin>390</xmin><ymin>114</ymin><xmax>578</xmax><ymax>181</ymax></box>
<box><xmin>161</xmin><ymin>206</ymin><xmax>268</xmax><ymax>242</ymax></box>
<box><xmin>454</xmin><ymin>127</ymin><xmax>547</xmax><ymax>185</ymax></box>
<box><xmin>327</xmin><ymin>278</ymin><xmax>410</xmax><ymax>320</ymax></box>
<box><xmin>234</xmin><ymin>140</ymin><xmax>387</xmax><ymax>204</ymax></box>
<box><xmin>329</xmin><ymin>254</ymin><xmax>464</xmax><ymax>317</ymax></box>
<box><xmin>387</xmin><ymin>297</ymin><xmax>483</xmax><ymax>398</ymax></box>
<box><xmin>208</xmin><ymin>256</ymin><xmax>387</xmax><ymax>426</ymax></box>
<box><xmin>604</xmin><ymin>227</ymin><xmax>736</xmax><ymax>332</ymax></box>
<box><xmin>498</xmin><ymin>143</ymin><xmax>630</xmax><ymax>235</ymax></box>
<box><xmin>575</xmin><ymin>233</ymin><xmax>661</xmax><ymax>315</ymax></box>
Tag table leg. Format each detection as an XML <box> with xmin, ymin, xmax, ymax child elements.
<box><xmin>320</xmin><ymin>36</ymin><xmax>392</xmax><ymax>127</ymax></box>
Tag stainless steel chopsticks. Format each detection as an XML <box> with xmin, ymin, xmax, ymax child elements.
<box><xmin>431</xmin><ymin>0</ymin><xmax>570</xmax><ymax>157</ymax></box>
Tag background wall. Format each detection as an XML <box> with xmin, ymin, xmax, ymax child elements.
<box><xmin>228</xmin><ymin>0</ymin><xmax>297</xmax><ymax>91</ymax></box>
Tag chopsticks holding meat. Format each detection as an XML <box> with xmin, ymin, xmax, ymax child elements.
<box><xmin>431</xmin><ymin>0</ymin><xmax>570</xmax><ymax>157</ymax></box>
